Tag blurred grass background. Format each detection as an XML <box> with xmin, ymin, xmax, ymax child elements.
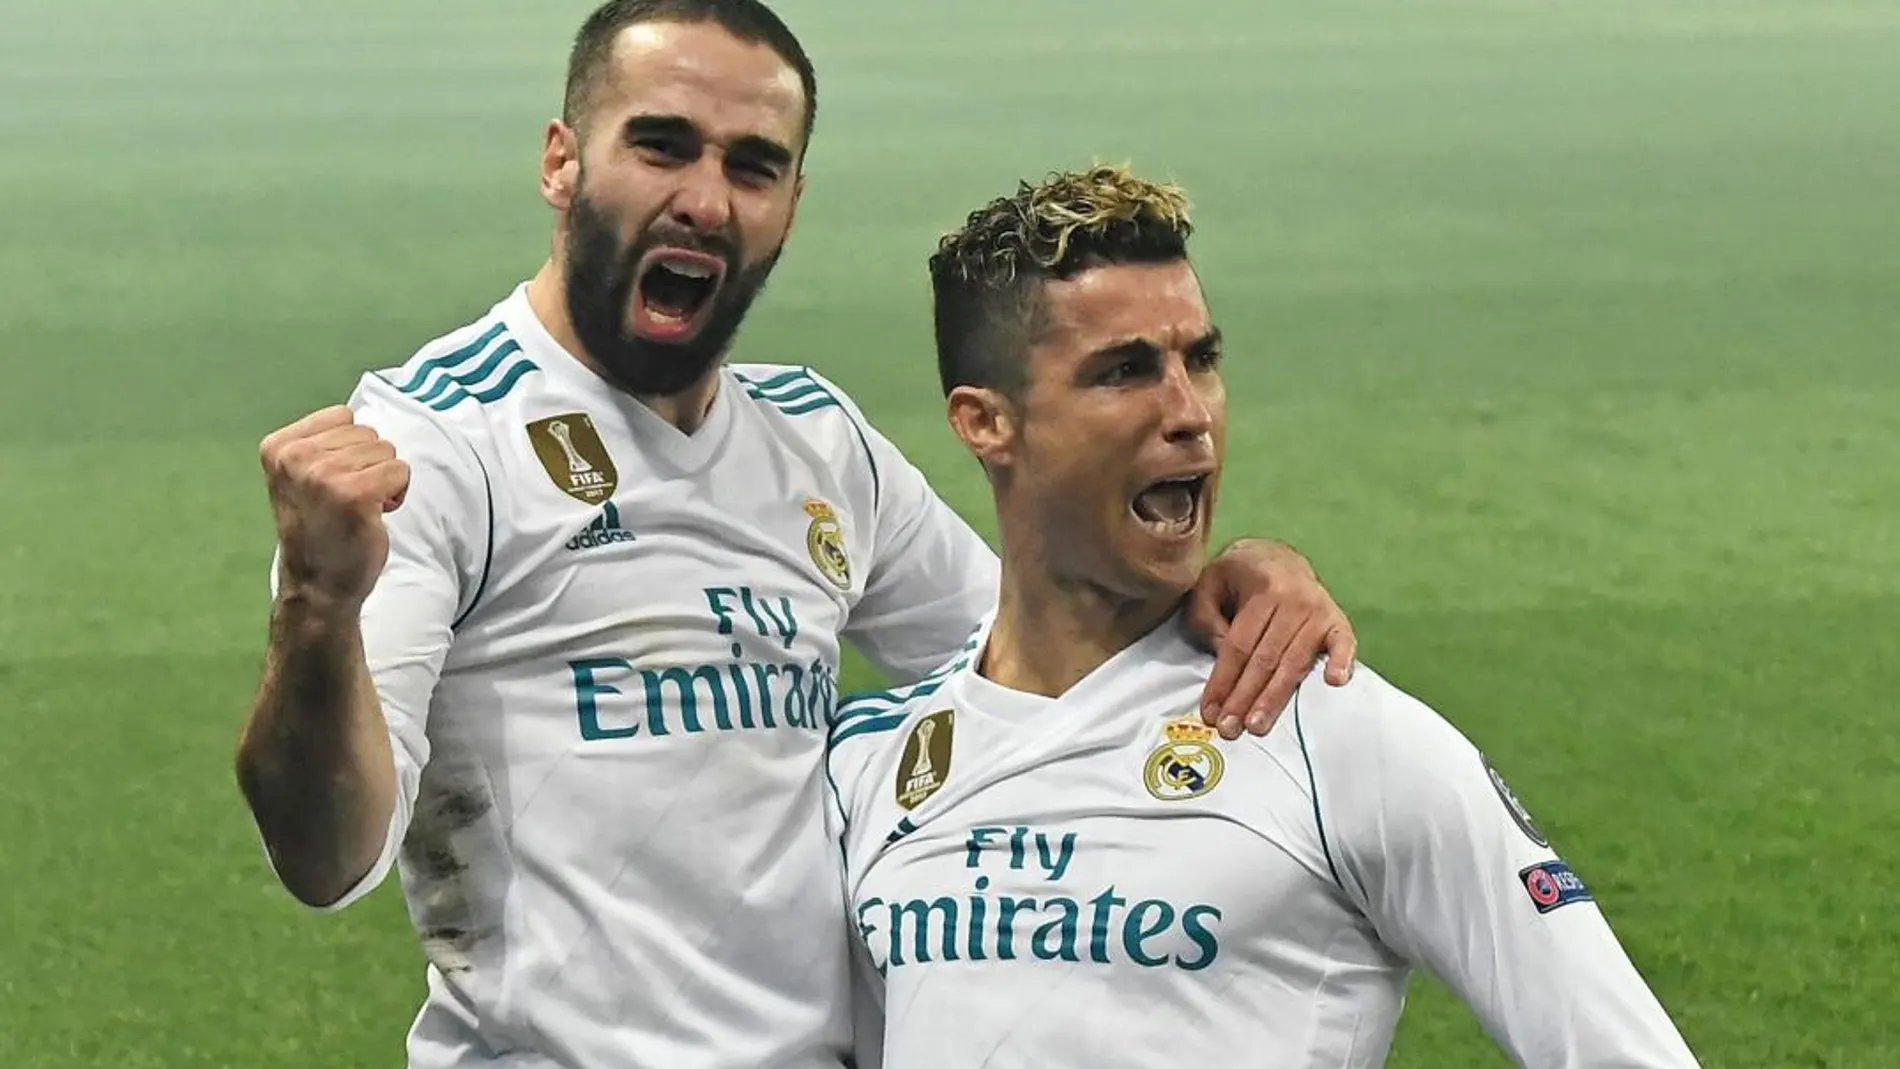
<box><xmin>2</xmin><ymin>1</ymin><xmax>1897</xmax><ymax>1064</ymax></box>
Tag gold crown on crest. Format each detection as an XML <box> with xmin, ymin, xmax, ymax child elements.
<box><xmin>804</xmin><ymin>499</ymin><xmax>838</xmax><ymax>520</ymax></box>
<box><xmin>1163</xmin><ymin>717</ymin><xmax>1215</xmax><ymax>743</ymax></box>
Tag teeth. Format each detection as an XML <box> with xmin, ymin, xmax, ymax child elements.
<box><xmin>1133</xmin><ymin>482</ymin><xmax>1197</xmax><ymax>526</ymax></box>
<box><xmin>1129</xmin><ymin>474</ymin><xmax>1207</xmax><ymax>531</ymax></box>
<box><xmin>663</xmin><ymin>261</ymin><xmax>715</xmax><ymax>279</ymax></box>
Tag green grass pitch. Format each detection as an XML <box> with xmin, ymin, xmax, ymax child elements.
<box><xmin>2</xmin><ymin>0</ymin><xmax>1897</xmax><ymax>1065</ymax></box>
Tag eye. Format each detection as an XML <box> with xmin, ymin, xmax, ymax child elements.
<box><xmin>633</xmin><ymin>135</ymin><xmax>694</xmax><ymax>164</ymax></box>
<box><xmin>1189</xmin><ymin>345</ymin><xmax>1223</xmax><ymax>372</ymax></box>
<box><xmin>728</xmin><ymin>158</ymin><xmax>782</xmax><ymax>187</ymax></box>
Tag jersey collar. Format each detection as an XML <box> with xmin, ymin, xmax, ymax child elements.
<box><xmin>501</xmin><ymin>282</ymin><xmax>737</xmax><ymax>472</ymax></box>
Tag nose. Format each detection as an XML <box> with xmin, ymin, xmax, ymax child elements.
<box><xmin>665</xmin><ymin>155</ymin><xmax>733</xmax><ymax>236</ymax></box>
<box><xmin>1159</xmin><ymin>360</ymin><xmax>1215</xmax><ymax>445</ymax></box>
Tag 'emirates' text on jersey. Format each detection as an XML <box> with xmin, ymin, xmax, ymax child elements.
<box><xmin>826</xmin><ymin>620</ymin><xmax>1700</xmax><ymax>1068</ymax></box>
<box><xmin>270</xmin><ymin>284</ymin><xmax>997</xmax><ymax>1069</ymax></box>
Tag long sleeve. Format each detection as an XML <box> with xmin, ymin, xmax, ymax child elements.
<box><xmin>818</xmin><ymin>374</ymin><xmax>998</xmax><ymax>685</ymax></box>
<box><xmin>261</xmin><ymin>372</ymin><xmax>490</xmax><ymax>909</ymax></box>
<box><xmin>1302</xmin><ymin>670</ymin><xmax>1701</xmax><ymax>1067</ymax></box>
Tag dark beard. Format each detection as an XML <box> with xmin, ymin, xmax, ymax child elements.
<box><xmin>562</xmin><ymin>189</ymin><xmax>781</xmax><ymax>397</ymax></box>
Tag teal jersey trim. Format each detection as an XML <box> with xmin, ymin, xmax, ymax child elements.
<box><xmin>734</xmin><ymin>367</ymin><xmax>882</xmax><ymax>510</ymax></box>
<box><xmin>829</xmin><ymin>712</ymin><xmax>911</xmax><ymax>748</ymax></box>
<box><xmin>395</xmin><ymin>322</ymin><xmax>506</xmax><ymax>393</ymax></box>
<box><xmin>395</xmin><ymin>322</ymin><xmax>538</xmax><ymax>412</ymax></box>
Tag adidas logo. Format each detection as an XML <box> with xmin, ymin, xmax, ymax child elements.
<box><xmin>566</xmin><ymin>501</ymin><xmax>636</xmax><ymax>551</ymax></box>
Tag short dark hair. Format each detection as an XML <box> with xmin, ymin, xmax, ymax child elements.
<box><xmin>563</xmin><ymin>0</ymin><xmax>817</xmax><ymax>152</ymax></box>
<box><xmin>928</xmin><ymin>164</ymin><xmax>1194</xmax><ymax>398</ymax></box>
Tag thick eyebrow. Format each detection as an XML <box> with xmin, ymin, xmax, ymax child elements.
<box><xmin>1089</xmin><ymin>337</ymin><xmax>1165</xmax><ymax>363</ymax></box>
<box><xmin>622</xmin><ymin>113</ymin><xmax>794</xmax><ymax>170</ymax></box>
<box><xmin>726</xmin><ymin>133</ymin><xmax>795</xmax><ymax>171</ymax></box>
<box><xmin>1088</xmin><ymin>325</ymin><xmax>1222</xmax><ymax>363</ymax></box>
<box><xmin>622</xmin><ymin>114</ymin><xmax>698</xmax><ymax>143</ymax></box>
<box><xmin>1186</xmin><ymin>327</ymin><xmax>1223</xmax><ymax>358</ymax></box>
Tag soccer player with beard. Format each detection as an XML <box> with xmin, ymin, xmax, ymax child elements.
<box><xmin>828</xmin><ymin>166</ymin><xmax>1700</xmax><ymax>1069</ymax></box>
<box><xmin>234</xmin><ymin>3</ymin><xmax>1356</xmax><ymax>1068</ymax></box>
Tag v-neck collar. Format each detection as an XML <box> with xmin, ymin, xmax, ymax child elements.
<box><xmin>952</xmin><ymin>611</ymin><xmax>1191</xmax><ymax>732</ymax></box>
<box><xmin>502</xmin><ymin>282</ymin><xmax>737</xmax><ymax>473</ymax></box>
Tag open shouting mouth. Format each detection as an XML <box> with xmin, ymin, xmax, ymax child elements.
<box><xmin>1131</xmin><ymin>471</ymin><xmax>1212</xmax><ymax>540</ymax></box>
<box><xmin>631</xmin><ymin>247</ymin><xmax>726</xmax><ymax>343</ymax></box>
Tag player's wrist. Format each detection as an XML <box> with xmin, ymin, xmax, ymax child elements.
<box><xmin>272</xmin><ymin>583</ymin><xmax>367</xmax><ymax>633</ymax></box>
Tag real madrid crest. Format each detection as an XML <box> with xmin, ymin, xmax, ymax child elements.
<box><xmin>1143</xmin><ymin>716</ymin><xmax>1225</xmax><ymax>801</ymax></box>
<box><xmin>804</xmin><ymin>498</ymin><xmax>852</xmax><ymax>590</ymax></box>
<box><xmin>895</xmin><ymin>709</ymin><xmax>954</xmax><ymax>810</ymax></box>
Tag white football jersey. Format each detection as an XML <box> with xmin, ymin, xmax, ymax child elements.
<box><xmin>827</xmin><ymin>616</ymin><xmax>1700</xmax><ymax>1069</ymax></box>
<box><xmin>266</xmin><ymin>283</ymin><xmax>998</xmax><ymax>1069</ymax></box>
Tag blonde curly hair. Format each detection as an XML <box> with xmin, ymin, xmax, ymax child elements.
<box><xmin>930</xmin><ymin>164</ymin><xmax>1195</xmax><ymax>396</ymax></box>
<box><xmin>933</xmin><ymin>164</ymin><xmax>1193</xmax><ymax>285</ymax></box>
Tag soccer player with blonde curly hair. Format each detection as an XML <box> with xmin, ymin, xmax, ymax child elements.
<box><xmin>826</xmin><ymin>165</ymin><xmax>1701</xmax><ymax>1068</ymax></box>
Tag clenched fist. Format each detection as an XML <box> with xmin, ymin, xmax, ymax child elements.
<box><xmin>259</xmin><ymin>405</ymin><xmax>411</xmax><ymax>611</ymax></box>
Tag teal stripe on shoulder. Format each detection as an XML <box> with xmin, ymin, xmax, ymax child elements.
<box><xmin>396</xmin><ymin>322</ymin><xmax>507</xmax><ymax>394</ymax></box>
<box><xmin>753</xmin><ymin>380</ymin><xmax>830</xmax><ymax>406</ymax></box>
<box><xmin>469</xmin><ymin>357</ymin><xmax>539</xmax><ymax>403</ymax></box>
<box><xmin>836</xmin><ymin>686</ymin><xmax>906</xmax><ymax>714</ymax></box>
<box><xmin>734</xmin><ymin>367</ymin><xmax>807</xmax><ymax>392</ymax></box>
<box><xmin>834</xmin><ymin>652</ymin><xmax>971</xmax><ymax>724</ymax></box>
<box><xmin>829</xmin><ymin>712</ymin><xmax>910</xmax><ymax>748</ymax></box>
<box><xmin>775</xmin><ymin>397</ymin><xmax>840</xmax><ymax>416</ymax></box>
<box><xmin>740</xmin><ymin>368</ymin><xmax>829</xmax><ymax>412</ymax></box>
<box><xmin>746</xmin><ymin>378</ymin><xmax>836</xmax><ymax>414</ymax></box>
<box><xmin>429</xmin><ymin>386</ymin><xmax>475</xmax><ymax>411</ymax></box>
<box><xmin>832</xmin><ymin>681</ymin><xmax>938</xmax><ymax>730</ymax></box>
<box><xmin>774</xmin><ymin>369</ymin><xmax>829</xmax><ymax>407</ymax></box>
<box><xmin>802</xmin><ymin>370</ymin><xmax>881</xmax><ymax>507</ymax></box>
<box><xmin>429</xmin><ymin>352</ymin><xmax>540</xmax><ymax>412</ymax></box>
<box><xmin>837</xmin><ymin>675</ymin><xmax>945</xmax><ymax>714</ymax></box>
<box><xmin>412</xmin><ymin>338</ymin><xmax>521</xmax><ymax>405</ymax></box>
<box><xmin>751</xmin><ymin>374</ymin><xmax>823</xmax><ymax>398</ymax></box>
<box><xmin>737</xmin><ymin>365</ymin><xmax>884</xmax><ymax>508</ymax></box>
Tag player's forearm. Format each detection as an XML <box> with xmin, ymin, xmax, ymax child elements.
<box><xmin>1420</xmin><ymin>902</ymin><xmax>1701</xmax><ymax>1067</ymax></box>
<box><xmin>235</xmin><ymin>590</ymin><xmax>398</xmax><ymax>908</ymax></box>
